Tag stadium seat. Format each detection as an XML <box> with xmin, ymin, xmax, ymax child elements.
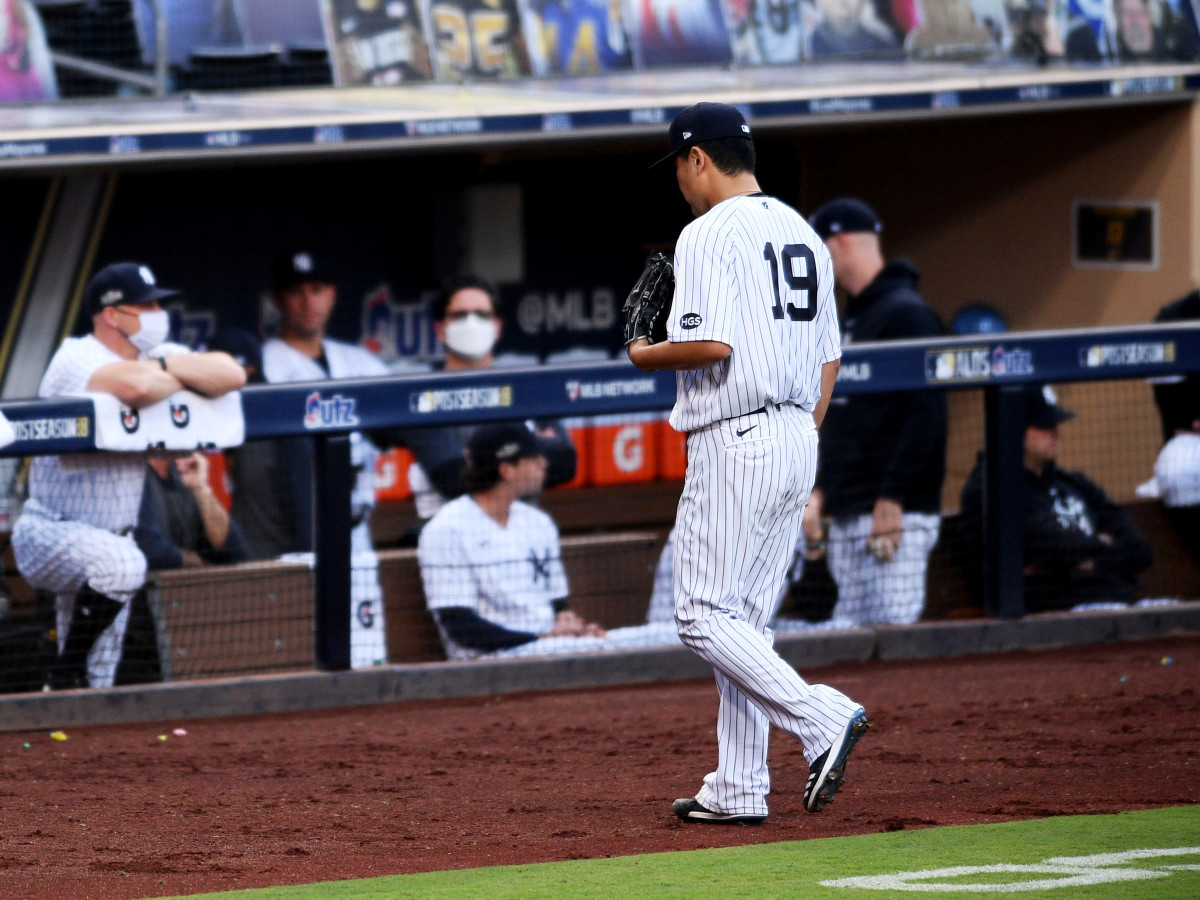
<box><xmin>33</xmin><ymin>0</ymin><xmax>146</xmax><ymax>97</ymax></box>
<box><xmin>176</xmin><ymin>44</ymin><xmax>284</xmax><ymax>91</ymax></box>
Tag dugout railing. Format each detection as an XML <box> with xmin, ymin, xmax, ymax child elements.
<box><xmin>0</xmin><ymin>321</ymin><xmax>1198</xmax><ymax>688</ymax></box>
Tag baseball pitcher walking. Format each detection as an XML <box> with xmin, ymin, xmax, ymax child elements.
<box><xmin>626</xmin><ymin>102</ymin><xmax>869</xmax><ymax>823</ymax></box>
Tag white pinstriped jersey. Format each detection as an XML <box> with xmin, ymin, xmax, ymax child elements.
<box><xmin>27</xmin><ymin>335</ymin><xmax>191</xmax><ymax>533</ymax></box>
<box><xmin>419</xmin><ymin>496</ymin><xmax>569</xmax><ymax>659</ymax></box>
<box><xmin>667</xmin><ymin>194</ymin><xmax>840</xmax><ymax>433</ymax></box>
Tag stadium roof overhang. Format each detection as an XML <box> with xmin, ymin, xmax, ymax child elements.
<box><xmin>1</xmin><ymin>60</ymin><xmax>1198</xmax><ymax>171</ymax></box>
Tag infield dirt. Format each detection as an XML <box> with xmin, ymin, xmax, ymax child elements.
<box><xmin>1</xmin><ymin>634</ymin><xmax>1196</xmax><ymax>900</ymax></box>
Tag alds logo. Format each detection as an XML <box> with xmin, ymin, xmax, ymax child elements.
<box><xmin>680</xmin><ymin>313</ymin><xmax>703</xmax><ymax>330</ymax></box>
<box><xmin>120</xmin><ymin>409</ymin><xmax>140</xmax><ymax>434</ymax></box>
<box><xmin>170</xmin><ymin>403</ymin><xmax>190</xmax><ymax>428</ymax></box>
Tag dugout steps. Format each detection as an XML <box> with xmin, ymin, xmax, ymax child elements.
<box><xmin>1</xmin><ymin>600</ymin><xmax>1197</xmax><ymax>734</ymax></box>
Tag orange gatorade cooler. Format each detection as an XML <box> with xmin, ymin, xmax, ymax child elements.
<box><xmin>375</xmin><ymin>447</ymin><xmax>415</xmax><ymax>501</ymax></box>
<box><xmin>588</xmin><ymin>413</ymin><xmax>661</xmax><ymax>485</ymax></box>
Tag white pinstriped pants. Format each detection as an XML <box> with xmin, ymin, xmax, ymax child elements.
<box><xmin>673</xmin><ymin>404</ymin><xmax>862</xmax><ymax>816</ymax></box>
<box><xmin>12</xmin><ymin>500</ymin><xmax>147</xmax><ymax>688</ymax></box>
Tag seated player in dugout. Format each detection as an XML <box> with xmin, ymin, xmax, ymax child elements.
<box><xmin>959</xmin><ymin>384</ymin><xmax>1154</xmax><ymax>613</ymax></box>
<box><xmin>396</xmin><ymin>276</ymin><xmax>577</xmax><ymax>535</ymax></box>
<box><xmin>417</xmin><ymin>423</ymin><xmax>678</xmax><ymax>659</ymax></box>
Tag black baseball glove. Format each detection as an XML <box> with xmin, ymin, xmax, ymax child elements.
<box><xmin>622</xmin><ymin>252</ymin><xmax>674</xmax><ymax>346</ymax></box>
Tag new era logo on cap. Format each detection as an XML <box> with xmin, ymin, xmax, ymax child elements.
<box><xmin>651</xmin><ymin>102</ymin><xmax>754</xmax><ymax>168</ymax></box>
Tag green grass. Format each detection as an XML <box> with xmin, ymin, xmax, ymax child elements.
<box><xmin>172</xmin><ymin>806</ymin><xmax>1200</xmax><ymax>899</ymax></box>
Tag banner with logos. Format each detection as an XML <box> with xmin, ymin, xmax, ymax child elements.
<box><xmin>88</xmin><ymin>390</ymin><xmax>246</xmax><ymax>452</ymax></box>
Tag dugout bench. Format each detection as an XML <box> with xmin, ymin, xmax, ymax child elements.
<box><xmin>135</xmin><ymin>529</ymin><xmax>671</xmax><ymax>679</ymax></box>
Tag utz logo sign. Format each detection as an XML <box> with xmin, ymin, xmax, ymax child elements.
<box><xmin>120</xmin><ymin>408</ymin><xmax>140</xmax><ymax>434</ymax></box>
<box><xmin>304</xmin><ymin>392</ymin><xmax>360</xmax><ymax>429</ymax></box>
<box><xmin>990</xmin><ymin>345</ymin><xmax>1034</xmax><ymax>377</ymax></box>
<box><xmin>170</xmin><ymin>403</ymin><xmax>190</xmax><ymax>428</ymax></box>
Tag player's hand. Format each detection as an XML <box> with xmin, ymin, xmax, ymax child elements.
<box><xmin>801</xmin><ymin>492</ymin><xmax>826</xmax><ymax>559</ymax></box>
<box><xmin>549</xmin><ymin>610</ymin><xmax>588</xmax><ymax>637</ymax></box>
<box><xmin>175</xmin><ymin>453</ymin><xmax>209</xmax><ymax>492</ymax></box>
<box><xmin>868</xmin><ymin>498</ymin><xmax>903</xmax><ymax>562</ymax></box>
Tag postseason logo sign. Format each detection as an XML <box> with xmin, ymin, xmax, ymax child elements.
<box><xmin>12</xmin><ymin>416</ymin><xmax>89</xmax><ymax>442</ymax></box>
<box><xmin>925</xmin><ymin>345</ymin><xmax>1034</xmax><ymax>383</ymax></box>
<box><xmin>410</xmin><ymin>385</ymin><xmax>513</xmax><ymax>414</ymax></box>
<box><xmin>1079</xmin><ymin>341</ymin><xmax>1176</xmax><ymax>369</ymax></box>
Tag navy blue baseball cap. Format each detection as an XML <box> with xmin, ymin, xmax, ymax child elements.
<box><xmin>1023</xmin><ymin>384</ymin><xmax>1075</xmax><ymax>429</ymax></box>
<box><xmin>273</xmin><ymin>250</ymin><xmax>334</xmax><ymax>292</ymax></box>
<box><xmin>809</xmin><ymin>198</ymin><xmax>883</xmax><ymax>240</ymax></box>
<box><xmin>85</xmin><ymin>262</ymin><xmax>180</xmax><ymax>316</ymax></box>
<box><xmin>650</xmin><ymin>102</ymin><xmax>753</xmax><ymax>168</ymax></box>
<box><xmin>466</xmin><ymin>423</ymin><xmax>543</xmax><ymax>471</ymax></box>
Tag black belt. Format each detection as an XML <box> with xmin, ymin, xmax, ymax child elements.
<box><xmin>743</xmin><ymin>403</ymin><xmax>783</xmax><ymax>417</ymax></box>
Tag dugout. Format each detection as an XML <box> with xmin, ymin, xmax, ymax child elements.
<box><xmin>2</xmin><ymin>22</ymin><xmax>1200</xmax><ymax>684</ymax></box>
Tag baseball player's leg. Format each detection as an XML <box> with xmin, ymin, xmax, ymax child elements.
<box><xmin>675</xmin><ymin>413</ymin><xmax>862</xmax><ymax>793</ymax></box>
<box><xmin>13</xmin><ymin>511</ymin><xmax>146</xmax><ymax>687</ymax></box>
<box><xmin>645</xmin><ymin>529</ymin><xmax>676</xmax><ymax>624</ymax></box>
<box><xmin>350</xmin><ymin>548</ymin><xmax>387</xmax><ymax>668</ymax></box>
<box><xmin>826</xmin><ymin>515</ymin><xmax>873</xmax><ymax>626</ymax></box>
<box><xmin>827</xmin><ymin>513</ymin><xmax>939</xmax><ymax>626</ymax></box>
<box><xmin>695</xmin><ymin>672</ymin><xmax>771</xmax><ymax>816</ymax></box>
<box><xmin>81</xmin><ymin>533</ymin><xmax>146</xmax><ymax>688</ymax></box>
<box><xmin>868</xmin><ymin>513</ymin><xmax>940</xmax><ymax>625</ymax></box>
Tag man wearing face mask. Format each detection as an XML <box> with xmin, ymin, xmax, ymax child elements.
<box><xmin>11</xmin><ymin>262</ymin><xmax>246</xmax><ymax>689</ymax></box>
<box><xmin>399</xmin><ymin>275</ymin><xmax>577</xmax><ymax>528</ymax></box>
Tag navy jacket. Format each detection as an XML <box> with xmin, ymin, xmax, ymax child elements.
<box><xmin>817</xmin><ymin>260</ymin><xmax>947</xmax><ymax>517</ymax></box>
<box><xmin>960</xmin><ymin>458</ymin><xmax>1153</xmax><ymax>611</ymax></box>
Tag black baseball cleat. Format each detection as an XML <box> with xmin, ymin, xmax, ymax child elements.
<box><xmin>672</xmin><ymin>798</ymin><xmax>766</xmax><ymax>825</ymax></box>
<box><xmin>804</xmin><ymin>707</ymin><xmax>870</xmax><ymax>813</ymax></box>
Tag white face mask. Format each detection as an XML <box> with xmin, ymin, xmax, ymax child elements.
<box><xmin>128</xmin><ymin>309</ymin><xmax>170</xmax><ymax>353</ymax></box>
<box><xmin>443</xmin><ymin>313</ymin><xmax>498</xmax><ymax>360</ymax></box>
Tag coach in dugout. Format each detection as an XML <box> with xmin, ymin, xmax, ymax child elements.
<box><xmin>959</xmin><ymin>384</ymin><xmax>1154</xmax><ymax>611</ymax></box>
<box><xmin>801</xmin><ymin>198</ymin><xmax>947</xmax><ymax>627</ymax></box>
<box><xmin>11</xmin><ymin>262</ymin><xmax>245</xmax><ymax>689</ymax></box>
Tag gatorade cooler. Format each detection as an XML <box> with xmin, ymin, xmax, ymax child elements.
<box><xmin>375</xmin><ymin>447</ymin><xmax>415</xmax><ymax>501</ymax></box>
<box><xmin>588</xmin><ymin>413</ymin><xmax>660</xmax><ymax>485</ymax></box>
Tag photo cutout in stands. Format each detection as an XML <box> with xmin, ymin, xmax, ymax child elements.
<box><xmin>323</xmin><ymin>0</ymin><xmax>435</xmax><ymax>85</ymax></box>
<box><xmin>1</xmin><ymin>0</ymin><xmax>58</xmax><ymax>101</ymax></box>
<box><xmin>519</xmin><ymin>0</ymin><xmax>634</xmax><ymax>74</ymax></box>
<box><xmin>425</xmin><ymin>0</ymin><xmax>534</xmax><ymax>79</ymax></box>
<box><xmin>721</xmin><ymin>0</ymin><xmax>809</xmax><ymax>64</ymax></box>
<box><xmin>803</xmin><ymin>0</ymin><xmax>908</xmax><ymax>59</ymax></box>
<box><xmin>907</xmin><ymin>0</ymin><xmax>1000</xmax><ymax>57</ymax></box>
<box><xmin>627</xmin><ymin>0</ymin><xmax>734</xmax><ymax>67</ymax></box>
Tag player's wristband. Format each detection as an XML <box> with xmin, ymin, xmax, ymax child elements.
<box><xmin>157</xmin><ymin>355</ymin><xmax>168</xmax><ymax>372</ymax></box>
